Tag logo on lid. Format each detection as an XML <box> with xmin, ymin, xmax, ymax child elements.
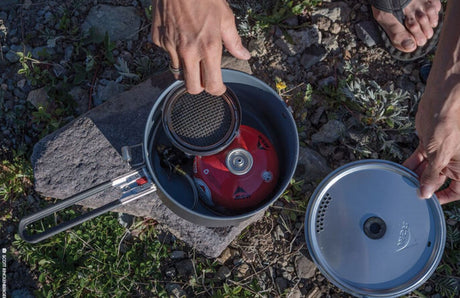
<box><xmin>396</xmin><ymin>221</ymin><xmax>415</xmax><ymax>252</ymax></box>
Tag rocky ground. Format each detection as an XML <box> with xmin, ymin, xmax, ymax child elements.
<box><xmin>1</xmin><ymin>0</ymin><xmax>458</xmax><ymax>297</ymax></box>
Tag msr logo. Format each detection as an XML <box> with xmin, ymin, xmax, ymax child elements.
<box><xmin>396</xmin><ymin>221</ymin><xmax>411</xmax><ymax>252</ymax></box>
<box><xmin>257</xmin><ymin>136</ymin><xmax>270</xmax><ymax>150</ymax></box>
<box><xmin>233</xmin><ymin>186</ymin><xmax>250</xmax><ymax>200</ymax></box>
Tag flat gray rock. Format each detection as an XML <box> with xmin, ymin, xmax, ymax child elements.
<box><xmin>311</xmin><ymin>119</ymin><xmax>347</xmax><ymax>144</ymax></box>
<box><xmin>275</xmin><ymin>27</ymin><xmax>321</xmax><ymax>56</ymax></box>
<box><xmin>355</xmin><ymin>21</ymin><xmax>382</xmax><ymax>48</ymax></box>
<box><xmin>31</xmin><ymin>57</ymin><xmax>262</xmax><ymax>258</ymax></box>
<box><xmin>82</xmin><ymin>5</ymin><xmax>141</xmax><ymax>41</ymax></box>
<box><xmin>296</xmin><ymin>147</ymin><xmax>331</xmax><ymax>183</ymax></box>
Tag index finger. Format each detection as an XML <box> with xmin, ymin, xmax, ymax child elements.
<box><xmin>435</xmin><ymin>180</ymin><xmax>460</xmax><ymax>204</ymax></box>
<box><xmin>201</xmin><ymin>43</ymin><xmax>226</xmax><ymax>96</ymax></box>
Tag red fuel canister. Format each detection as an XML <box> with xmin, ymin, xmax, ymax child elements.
<box><xmin>193</xmin><ymin>125</ymin><xmax>279</xmax><ymax>212</ymax></box>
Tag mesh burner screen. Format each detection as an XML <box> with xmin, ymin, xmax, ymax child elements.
<box><xmin>162</xmin><ymin>86</ymin><xmax>240</xmax><ymax>155</ymax></box>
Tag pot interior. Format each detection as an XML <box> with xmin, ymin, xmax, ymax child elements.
<box><xmin>146</xmin><ymin>72</ymin><xmax>298</xmax><ymax>224</ymax></box>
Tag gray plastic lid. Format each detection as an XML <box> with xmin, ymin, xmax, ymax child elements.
<box><xmin>305</xmin><ymin>160</ymin><xmax>446</xmax><ymax>297</ymax></box>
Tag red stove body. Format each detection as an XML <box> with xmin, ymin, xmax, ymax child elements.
<box><xmin>193</xmin><ymin>125</ymin><xmax>279</xmax><ymax>212</ymax></box>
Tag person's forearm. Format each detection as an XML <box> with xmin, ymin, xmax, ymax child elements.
<box><xmin>424</xmin><ymin>0</ymin><xmax>460</xmax><ymax>116</ymax></box>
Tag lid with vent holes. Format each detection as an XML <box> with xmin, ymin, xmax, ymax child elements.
<box><xmin>304</xmin><ymin>159</ymin><xmax>446</xmax><ymax>297</ymax></box>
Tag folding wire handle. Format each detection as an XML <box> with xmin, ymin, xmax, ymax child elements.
<box><xmin>18</xmin><ymin>145</ymin><xmax>156</xmax><ymax>243</ymax></box>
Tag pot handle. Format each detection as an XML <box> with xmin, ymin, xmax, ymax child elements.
<box><xmin>18</xmin><ymin>168</ymin><xmax>156</xmax><ymax>243</ymax></box>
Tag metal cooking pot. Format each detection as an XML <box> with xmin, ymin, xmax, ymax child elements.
<box><xmin>19</xmin><ymin>69</ymin><xmax>299</xmax><ymax>243</ymax></box>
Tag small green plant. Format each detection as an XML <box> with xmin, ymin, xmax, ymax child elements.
<box><xmin>252</xmin><ymin>0</ymin><xmax>320</xmax><ymax>29</ymax></box>
<box><xmin>144</xmin><ymin>4</ymin><xmax>153</xmax><ymax>20</ymax></box>
<box><xmin>115</xmin><ymin>57</ymin><xmax>140</xmax><ymax>81</ymax></box>
<box><xmin>16</xmin><ymin>51</ymin><xmax>52</xmax><ymax>86</ymax></box>
<box><xmin>319</xmin><ymin>72</ymin><xmax>415</xmax><ymax>160</ymax></box>
<box><xmin>0</xmin><ymin>154</ymin><xmax>33</xmax><ymax>203</ymax></box>
<box><xmin>135</xmin><ymin>55</ymin><xmax>166</xmax><ymax>79</ymax></box>
<box><xmin>281</xmin><ymin>178</ymin><xmax>305</xmax><ymax>203</ymax></box>
<box><xmin>343</xmin><ymin>78</ymin><xmax>412</xmax><ymax>130</ymax></box>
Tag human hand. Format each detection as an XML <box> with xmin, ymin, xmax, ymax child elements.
<box><xmin>403</xmin><ymin>88</ymin><xmax>460</xmax><ymax>204</ymax></box>
<box><xmin>151</xmin><ymin>0</ymin><xmax>251</xmax><ymax>95</ymax></box>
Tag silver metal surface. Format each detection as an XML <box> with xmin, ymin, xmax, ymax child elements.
<box><xmin>116</xmin><ymin>168</ymin><xmax>157</xmax><ymax>205</ymax></box>
<box><xmin>226</xmin><ymin>148</ymin><xmax>253</xmax><ymax>175</ymax></box>
<box><xmin>305</xmin><ymin>159</ymin><xmax>446</xmax><ymax>297</ymax></box>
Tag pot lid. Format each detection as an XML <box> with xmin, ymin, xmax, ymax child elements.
<box><xmin>305</xmin><ymin>159</ymin><xmax>446</xmax><ymax>297</ymax></box>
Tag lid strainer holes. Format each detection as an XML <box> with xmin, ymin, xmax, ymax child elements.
<box><xmin>316</xmin><ymin>194</ymin><xmax>333</xmax><ymax>234</ymax></box>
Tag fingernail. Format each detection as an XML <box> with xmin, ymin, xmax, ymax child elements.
<box><xmin>241</xmin><ymin>48</ymin><xmax>251</xmax><ymax>59</ymax></box>
<box><xmin>419</xmin><ymin>184</ymin><xmax>436</xmax><ymax>199</ymax></box>
<box><xmin>402</xmin><ymin>39</ymin><xmax>415</xmax><ymax>50</ymax></box>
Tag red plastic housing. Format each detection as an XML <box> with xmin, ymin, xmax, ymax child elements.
<box><xmin>193</xmin><ymin>125</ymin><xmax>279</xmax><ymax>212</ymax></box>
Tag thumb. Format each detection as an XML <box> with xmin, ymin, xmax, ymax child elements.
<box><xmin>221</xmin><ymin>21</ymin><xmax>251</xmax><ymax>60</ymax></box>
<box><xmin>419</xmin><ymin>155</ymin><xmax>445</xmax><ymax>199</ymax></box>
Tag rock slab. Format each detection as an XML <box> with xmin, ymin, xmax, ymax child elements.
<box><xmin>81</xmin><ymin>5</ymin><xmax>141</xmax><ymax>41</ymax></box>
<box><xmin>31</xmin><ymin>57</ymin><xmax>262</xmax><ymax>258</ymax></box>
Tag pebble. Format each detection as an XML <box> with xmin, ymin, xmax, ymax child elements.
<box><xmin>0</xmin><ymin>12</ymin><xmax>7</xmax><ymax>21</ymax></box>
<box><xmin>26</xmin><ymin>87</ymin><xmax>48</xmax><ymax>109</ymax></box>
<box><xmin>311</xmin><ymin>120</ymin><xmax>347</xmax><ymax>144</ymax></box>
<box><xmin>24</xmin><ymin>134</ymin><xmax>32</xmax><ymax>145</ymax></box>
<box><xmin>165</xmin><ymin>283</ymin><xmax>186</xmax><ymax>298</ymax></box>
<box><xmin>11</xmin><ymin>288</ymin><xmax>34</xmax><ymax>298</ymax></box>
<box><xmin>295</xmin><ymin>255</ymin><xmax>317</xmax><ymax>279</ymax></box>
<box><xmin>216</xmin><ymin>265</ymin><xmax>231</xmax><ymax>280</ymax></box>
<box><xmin>32</xmin><ymin>46</ymin><xmax>56</xmax><ymax>59</ymax></box>
<box><xmin>170</xmin><ymin>250</ymin><xmax>186</xmax><ymax>260</ymax></box>
<box><xmin>175</xmin><ymin>259</ymin><xmax>194</xmax><ymax>276</ymax></box>
<box><xmin>315</xmin><ymin>16</ymin><xmax>331</xmax><ymax>31</ymax></box>
<box><xmin>217</xmin><ymin>247</ymin><xmax>237</xmax><ymax>264</ymax></box>
<box><xmin>7</xmin><ymin>225</ymin><xmax>15</xmax><ymax>233</ymax></box>
<box><xmin>16</xmin><ymin>79</ymin><xmax>26</xmax><ymax>89</ymax></box>
<box><xmin>237</xmin><ymin>263</ymin><xmax>250</xmax><ymax>277</ymax></box>
<box><xmin>322</xmin><ymin>36</ymin><xmax>339</xmax><ymax>52</ymax></box>
<box><xmin>5</xmin><ymin>50</ymin><xmax>19</xmax><ymax>63</ymax></box>
<box><xmin>311</xmin><ymin>2</ymin><xmax>351</xmax><ymax>23</ymax></box>
<box><xmin>275</xmin><ymin>27</ymin><xmax>321</xmax><ymax>56</ymax></box>
<box><xmin>300</xmin><ymin>45</ymin><xmax>328</xmax><ymax>70</ymax></box>
<box><xmin>13</xmin><ymin>88</ymin><xmax>25</xmax><ymax>98</ymax></box>
<box><xmin>329</xmin><ymin>23</ymin><xmax>341</xmax><ymax>34</ymax></box>
<box><xmin>276</xmin><ymin>276</ymin><xmax>289</xmax><ymax>292</ymax></box>
<box><xmin>273</xmin><ymin>225</ymin><xmax>285</xmax><ymax>241</ymax></box>
<box><xmin>117</xmin><ymin>213</ymin><xmax>133</xmax><ymax>228</ymax></box>
<box><xmin>44</xmin><ymin>11</ymin><xmax>54</xmax><ymax>24</ymax></box>
<box><xmin>164</xmin><ymin>267</ymin><xmax>176</xmax><ymax>278</ymax></box>
<box><xmin>248</xmin><ymin>37</ymin><xmax>267</xmax><ymax>56</ymax></box>
<box><xmin>355</xmin><ymin>21</ymin><xmax>381</xmax><ymax>47</ymax></box>
<box><xmin>318</xmin><ymin>76</ymin><xmax>336</xmax><ymax>88</ymax></box>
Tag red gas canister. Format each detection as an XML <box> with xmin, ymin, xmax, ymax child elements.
<box><xmin>193</xmin><ymin>125</ymin><xmax>279</xmax><ymax>212</ymax></box>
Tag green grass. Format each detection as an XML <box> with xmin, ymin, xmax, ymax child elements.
<box><xmin>13</xmin><ymin>215</ymin><xmax>170</xmax><ymax>297</ymax></box>
<box><xmin>0</xmin><ymin>156</ymin><xmax>33</xmax><ymax>204</ymax></box>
